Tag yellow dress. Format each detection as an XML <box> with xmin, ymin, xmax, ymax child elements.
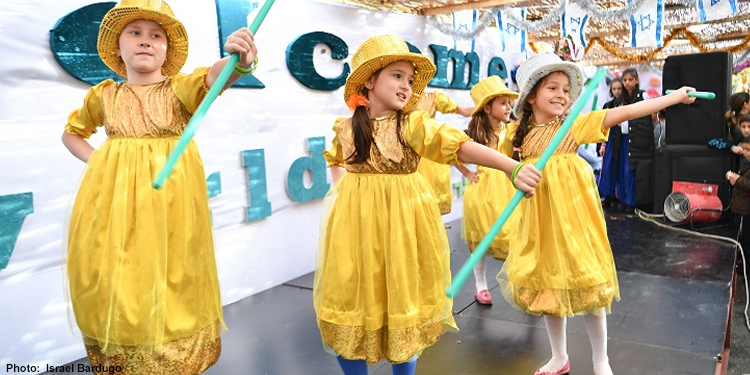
<box><xmin>496</xmin><ymin>111</ymin><xmax>620</xmax><ymax>316</ymax></box>
<box><xmin>315</xmin><ymin>110</ymin><xmax>469</xmax><ymax>364</ymax></box>
<box><xmin>65</xmin><ymin>68</ymin><xmax>224</xmax><ymax>374</ymax></box>
<box><xmin>414</xmin><ymin>91</ymin><xmax>459</xmax><ymax>214</ymax></box>
<box><xmin>462</xmin><ymin>127</ymin><xmax>519</xmax><ymax>260</ymax></box>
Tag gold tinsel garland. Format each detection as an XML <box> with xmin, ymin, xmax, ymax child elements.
<box><xmin>584</xmin><ymin>28</ymin><xmax>750</xmax><ymax>62</ymax></box>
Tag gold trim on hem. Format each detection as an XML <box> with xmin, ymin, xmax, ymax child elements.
<box><xmin>319</xmin><ymin>320</ymin><xmax>449</xmax><ymax>365</ymax></box>
<box><xmin>498</xmin><ymin>281</ymin><xmax>619</xmax><ymax>317</ymax></box>
<box><xmin>83</xmin><ymin>322</ymin><xmax>222</xmax><ymax>375</ymax></box>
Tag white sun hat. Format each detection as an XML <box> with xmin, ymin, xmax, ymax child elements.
<box><xmin>513</xmin><ymin>52</ymin><xmax>584</xmax><ymax>116</ymax></box>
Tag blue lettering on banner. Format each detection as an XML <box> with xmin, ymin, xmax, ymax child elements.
<box><xmin>287</xmin><ymin>32</ymin><xmax>350</xmax><ymax>91</ymax></box>
<box><xmin>241</xmin><ymin>149</ymin><xmax>272</xmax><ymax>222</ymax></box>
<box><xmin>0</xmin><ymin>193</ymin><xmax>34</xmax><ymax>270</ymax></box>
<box><xmin>52</xmin><ymin>3</ymin><xmax>507</xmax><ymax>90</ymax></box>
<box><xmin>287</xmin><ymin>137</ymin><xmax>330</xmax><ymax>203</ymax></box>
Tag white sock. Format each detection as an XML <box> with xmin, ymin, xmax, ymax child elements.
<box><xmin>584</xmin><ymin>308</ymin><xmax>613</xmax><ymax>375</ymax></box>
<box><xmin>473</xmin><ymin>256</ymin><xmax>488</xmax><ymax>291</ymax></box>
<box><xmin>539</xmin><ymin>315</ymin><xmax>569</xmax><ymax>373</ymax></box>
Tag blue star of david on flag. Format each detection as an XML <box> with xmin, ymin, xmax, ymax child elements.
<box><xmin>505</xmin><ymin>23</ymin><xmax>519</xmax><ymax>36</ymax></box>
<box><xmin>637</xmin><ymin>14</ymin><xmax>654</xmax><ymax>31</ymax></box>
<box><xmin>497</xmin><ymin>8</ymin><xmax>526</xmax><ymax>53</ymax></box>
<box><xmin>629</xmin><ymin>0</ymin><xmax>664</xmax><ymax>47</ymax></box>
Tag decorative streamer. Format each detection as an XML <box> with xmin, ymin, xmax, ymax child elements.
<box><xmin>585</xmin><ymin>27</ymin><xmax>750</xmax><ymax>63</ymax></box>
<box><xmin>447</xmin><ymin>67</ymin><xmax>607</xmax><ymax>297</ymax></box>
<box><xmin>426</xmin><ymin>11</ymin><xmax>494</xmax><ymax>41</ymax></box>
<box><xmin>697</xmin><ymin>0</ymin><xmax>738</xmax><ymax>22</ymax></box>
<box><xmin>576</xmin><ymin>0</ymin><xmax>649</xmax><ymax>21</ymax></box>
<box><xmin>495</xmin><ymin>3</ymin><xmax>565</xmax><ymax>33</ymax></box>
<box><xmin>497</xmin><ymin>7</ymin><xmax>526</xmax><ymax>53</ymax></box>
<box><xmin>629</xmin><ymin>0</ymin><xmax>664</xmax><ymax>48</ymax></box>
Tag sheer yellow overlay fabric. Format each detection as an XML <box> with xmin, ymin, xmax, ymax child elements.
<box><xmin>413</xmin><ymin>91</ymin><xmax>460</xmax><ymax>214</ymax></box>
<box><xmin>462</xmin><ymin>127</ymin><xmax>518</xmax><ymax>260</ymax></box>
<box><xmin>316</xmin><ymin>110</ymin><xmax>468</xmax><ymax>364</ymax></box>
<box><xmin>497</xmin><ymin>110</ymin><xmax>620</xmax><ymax>316</ymax></box>
<box><xmin>65</xmin><ymin>67</ymin><xmax>225</xmax><ymax>369</ymax></box>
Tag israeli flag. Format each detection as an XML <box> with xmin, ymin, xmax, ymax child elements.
<box><xmin>452</xmin><ymin>10</ymin><xmax>477</xmax><ymax>53</ymax></box>
<box><xmin>561</xmin><ymin>0</ymin><xmax>588</xmax><ymax>60</ymax></box>
<box><xmin>629</xmin><ymin>0</ymin><xmax>664</xmax><ymax>48</ymax></box>
<box><xmin>697</xmin><ymin>0</ymin><xmax>737</xmax><ymax>22</ymax></box>
<box><xmin>497</xmin><ymin>8</ymin><xmax>526</xmax><ymax>53</ymax></box>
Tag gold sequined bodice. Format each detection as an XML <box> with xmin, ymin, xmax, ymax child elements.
<box><xmin>337</xmin><ymin>113</ymin><xmax>421</xmax><ymax>174</ymax></box>
<box><xmin>520</xmin><ymin>118</ymin><xmax>579</xmax><ymax>159</ymax></box>
<box><xmin>103</xmin><ymin>80</ymin><xmax>191</xmax><ymax>138</ymax></box>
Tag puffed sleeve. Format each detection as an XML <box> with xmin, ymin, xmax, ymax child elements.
<box><xmin>404</xmin><ymin>110</ymin><xmax>471</xmax><ymax>165</ymax></box>
<box><xmin>323</xmin><ymin>117</ymin><xmax>347</xmax><ymax>167</ymax></box>
<box><xmin>171</xmin><ymin>67</ymin><xmax>211</xmax><ymax>113</ymax></box>
<box><xmin>64</xmin><ymin>79</ymin><xmax>113</xmax><ymax>139</ymax></box>
<box><xmin>500</xmin><ymin>121</ymin><xmax>518</xmax><ymax>158</ymax></box>
<box><xmin>434</xmin><ymin>91</ymin><xmax>458</xmax><ymax>114</ymax></box>
<box><xmin>571</xmin><ymin>110</ymin><xmax>610</xmax><ymax>145</ymax></box>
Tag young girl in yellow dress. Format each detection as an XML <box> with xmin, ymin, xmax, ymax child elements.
<box><xmin>496</xmin><ymin>53</ymin><xmax>695</xmax><ymax>375</ymax></box>
<box><xmin>61</xmin><ymin>0</ymin><xmax>258</xmax><ymax>373</ymax></box>
<box><xmin>455</xmin><ymin>76</ymin><xmax>519</xmax><ymax>305</ymax></box>
<box><xmin>314</xmin><ymin>34</ymin><xmax>541</xmax><ymax>375</ymax></box>
<box><xmin>413</xmin><ymin>90</ymin><xmax>473</xmax><ymax>214</ymax></box>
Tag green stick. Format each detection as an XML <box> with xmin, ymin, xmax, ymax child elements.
<box><xmin>446</xmin><ymin>67</ymin><xmax>607</xmax><ymax>297</ymax></box>
<box><xmin>664</xmin><ymin>90</ymin><xmax>715</xmax><ymax>100</ymax></box>
<box><xmin>153</xmin><ymin>0</ymin><xmax>276</xmax><ymax>189</ymax></box>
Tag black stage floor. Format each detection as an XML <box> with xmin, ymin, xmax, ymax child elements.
<box><xmin>44</xmin><ymin>209</ymin><xmax>742</xmax><ymax>375</ymax></box>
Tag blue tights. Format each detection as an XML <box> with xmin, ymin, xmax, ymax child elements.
<box><xmin>336</xmin><ymin>357</ymin><xmax>417</xmax><ymax>375</ymax></box>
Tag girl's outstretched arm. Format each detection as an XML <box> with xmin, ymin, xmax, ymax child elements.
<box><xmin>206</xmin><ymin>28</ymin><xmax>258</xmax><ymax>90</ymax></box>
<box><xmin>602</xmin><ymin>86</ymin><xmax>696</xmax><ymax>129</ymax></box>
<box><xmin>61</xmin><ymin>131</ymin><xmax>95</xmax><ymax>163</ymax></box>
<box><xmin>457</xmin><ymin>142</ymin><xmax>540</xmax><ymax>196</ymax></box>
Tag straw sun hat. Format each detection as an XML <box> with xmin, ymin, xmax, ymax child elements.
<box><xmin>97</xmin><ymin>0</ymin><xmax>188</xmax><ymax>77</ymax></box>
<box><xmin>513</xmin><ymin>52</ymin><xmax>584</xmax><ymax>117</ymax></box>
<box><xmin>469</xmin><ymin>75</ymin><xmax>519</xmax><ymax>117</ymax></box>
<box><xmin>344</xmin><ymin>35</ymin><xmax>437</xmax><ymax>113</ymax></box>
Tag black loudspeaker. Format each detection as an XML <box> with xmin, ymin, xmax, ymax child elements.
<box><xmin>662</xmin><ymin>51</ymin><xmax>732</xmax><ymax>145</ymax></box>
<box><xmin>653</xmin><ymin>145</ymin><xmax>733</xmax><ymax>214</ymax></box>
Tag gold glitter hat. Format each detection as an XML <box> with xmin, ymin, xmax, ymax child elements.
<box><xmin>97</xmin><ymin>0</ymin><xmax>188</xmax><ymax>77</ymax></box>
<box><xmin>470</xmin><ymin>75</ymin><xmax>519</xmax><ymax>117</ymax></box>
<box><xmin>344</xmin><ymin>35</ymin><xmax>436</xmax><ymax>113</ymax></box>
<box><xmin>513</xmin><ymin>52</ymin><xmax>583</xmax><ymax>116</ymax></box>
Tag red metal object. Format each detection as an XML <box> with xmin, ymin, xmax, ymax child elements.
<box><xmin>664</xmin><ymin>181</ymin><xmax>723</xmax><ymax>223</ymax></box>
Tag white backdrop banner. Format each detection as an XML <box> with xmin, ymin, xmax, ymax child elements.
<box><xmin>0</xmin><ymin>0</ymin><xmax>520</xmax><ymax>371</ymax></box>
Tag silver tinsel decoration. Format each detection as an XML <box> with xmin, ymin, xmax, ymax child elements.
<box><xmin>495</xmin><ymin>3</ymin><xmax>564</xmax><ymax>33</ymax></box>
<box><xmin>426</xmin><ymin>11</ymin><xmax>495</xmax><ymax>40</ymax></box>
<box><xmin>576</xmin><ymin>0</ymin><xmax>650</xmax><ymax>21</ymax></box>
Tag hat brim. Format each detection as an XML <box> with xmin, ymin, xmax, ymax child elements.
<box><xmin>343</xmin><ymin>53</ymin><xmax>436</xmax><ymax>113</ymax></box>
<box><xmin>471</xmin><ymin>91</ymin><xmax>520</xmax><ymax>117</ymax></box>
<box><xmin>513</xmin><ymin>62</ymin><xmax>583</xmax><ymax>117</ymax></box>
<box><xmin>98</xmin><ymin>7</ymin><xmax>188</xmax><ymax>78</ymax></box>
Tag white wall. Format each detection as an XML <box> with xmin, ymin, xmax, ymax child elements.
<box><xmin>0</xmin><ymin>0</ymin><xmax>518</xmax><ymax>371</ymax></box>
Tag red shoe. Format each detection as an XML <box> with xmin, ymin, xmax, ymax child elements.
<box><xmin>533</xmin><ymin>360</ymin><xmax>570</xmax><ymax>375</ymax></box>
<box><xmin>475</xmin><ymin>289</ymin><xmax>492</xmax><ymax>304</ymax></box>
